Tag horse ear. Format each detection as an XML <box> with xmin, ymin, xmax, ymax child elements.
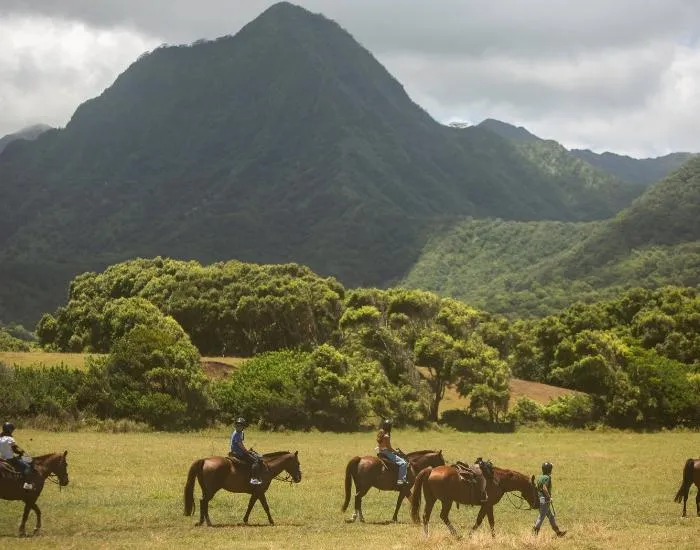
<box><xmin>438</xmin><ymin>450</ymin><xmax>442</xmax><ymax>456</ymax></box>
<box><xmin>531</xmin><ymin>475</ymin><xmax>535</xmax><ymax>484</ymax></box>
<box><xmin>294</xmin><ymin>450</ymin><xmax>298</xmax><ymax>457</ymax></box>
<box><xmin>64</xmin><ymin>450</ymin><xmax>68</xmax><ymax>457</ymax></box>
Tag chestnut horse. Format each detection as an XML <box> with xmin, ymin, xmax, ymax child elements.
<box><xmin>184</xmin><ymin>451</ymin><xmax>301</xmax><ymax>526</ymax></box>
<box><xmin>674</xmin><ymin>457</ymin><xmax>700</xmax><ymax>517</ymax></box>
<box><xmin>0</xmin><ymin>451</ymin><xmax>70</xmax><ymax>537</ymax></box>
<box><xmin>342</xmin><ymin>449</ymin><xmax>445</xmax><ymax>523</ymax></box>
<box><xmin>411</xmin><ymin>463</ymin><xmax>537</xmax><ymax>539</ymax></box>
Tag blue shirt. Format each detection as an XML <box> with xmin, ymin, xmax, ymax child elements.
<box><xmin>230</xmin><ymin>429</ymin><xmax>245</xmax><ymax>456</ymax></box>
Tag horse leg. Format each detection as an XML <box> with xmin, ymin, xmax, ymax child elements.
<box><xmin>352</xmin><ymin>486</ymin><xmax>369</xmax><ymax>523</ymax></box>
<box><xmin>391</xmin><ymin>487</ymin><xmax>408</xmax><ymax>523</ymax></box>
<box><xmin>243</xmin><ymin>494</ymin><xmax>258</xmax><ymax>524</ymax></box>
<box><xmin>422</xmin><ymin>493</ymin><xmax>436</xmax><ymax>538</ymax></box>
<box><xmin>31</xmin><ymin>503</ymin><xmax>41</xmax><ymax>536</ymax></box>
<box><xmin>471</xmin><ymin>505</ymin><xmax>486</xmax><ymax>533</ymax></box>
<box><xmin>258</xmin><ymin>493</ymin><xmax>274</xmax><ymax>525</ymax></box>
<box><xmin>18</xmin><ymin>501</ymin><xmax>32</xmax><ymax>537</ymax></box>
<box><xmin>486</xmin><ymin>504</ymin><xmax>496</xmax><ymax>537</ymax></box>
<box><xmin>439</xmin><ymin>499</ymin><xmax>460</xmax><ymax>539</ymax></box>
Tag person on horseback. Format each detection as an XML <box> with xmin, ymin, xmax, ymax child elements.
<box><xmin>229</xmin><ymin>417</ymin><xmax>262</xmax><ymax>485</ymax></box>
<box><xmin>376</xmin><ymin>418</ymin><xmax>408</xmax><ymax>486</ymax></box>
<box><xmin>532</xmin><ymin>461</ymin><xmax>566</xmax><ymax>537</ymax></box>
<box><xmin>0</xmin><ymin>422</ymin><xmax>34</xmax><ymax>490</ymax></box>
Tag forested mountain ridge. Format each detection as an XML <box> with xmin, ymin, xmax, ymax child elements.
<box><xmin>0</xmin><ymin>2</ymin><xmax>647</xmax><ymax>325</ymax></box>
<box><xmin>403</xmin><ymin>155</ymin><xmax>700</xmax><ymax>316</ymax></box>
<box><xmin>570</xmin><ymin>149</ymin><xmax>695</xmax><ymax>186</ymax></box>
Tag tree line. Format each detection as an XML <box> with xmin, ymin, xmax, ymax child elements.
<box><xmin>2</xmin><ymin>258</ymin><xmax>697</xmax><ymax>431</ymax></box>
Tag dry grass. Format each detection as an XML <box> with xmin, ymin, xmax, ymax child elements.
<box><xmin>0</xmin><ymin>351</ymin><xmax>99</xmax><ymax>370</ymax></box>
<box><xmin>0</xmin><ymin>429</ymin><xmax>697</xmax><ymax>549</ymax></box>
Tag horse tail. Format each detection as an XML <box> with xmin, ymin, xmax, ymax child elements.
<box><xmin>342</xmin><ymin>456</ymin><xmax>360</xmax><ymax>512</ymax></box>
<box><xmin>674</xmin><ymin>458</ymin><xmax>695</xmax><ymax>503</ymax></box>
<box><xmin>184</xmin><ymin>458</ymin><xmax>205</xmax><ymax>516</ymax></box>
<box><xmin>411</xmin><ymin>467</ymin><xmax>432</xmax><ymax>524</ymax></box>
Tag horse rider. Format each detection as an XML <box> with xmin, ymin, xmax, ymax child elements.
<box><xmin>0</xmin><ymin>422</ymin><xmax>34</xmax><ymax>490</ymax></box>
<box><xmin>229</xmin><ymin>417</ymin><xmax>263</xmax><ymax>485</ymax></box>
<box><xmin>376</xmin><ymin>418</ymin><xmax>408</xmax><ymax>486</ymax></box>
<box><xmin>533</xmin><ymin>461</ymin><xmax>566</xmax><ymax>537</ymax></box>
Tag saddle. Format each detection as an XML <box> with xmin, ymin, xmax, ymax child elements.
<box><xmin>475</xmin><ymin>457</ymin><xmax>497</xmax><ymax>485</ymax></box>
<box><xmin>226</xmin><ymin>453</ymin><xmax>268</xmax><ymax>474</ymax></box>
<box><xmin>0</xmin><ymin>458</ymin><xmax>24</xmax><ymax>480</ymax></box>
<box><xmin>377</xmin><ymin>451</ymin><xmax>409</xmax><ymax>472</ymax></box>
<box><xmin>453</xmin><ymin>461</ymin><xmax>481</xmax><ymax>485</ymax></box>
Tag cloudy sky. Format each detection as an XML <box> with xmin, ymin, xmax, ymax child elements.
<box><xmin>1</xmin><ymin>0</ymin><xmax>699</xmax><ymax>157</ymax></box>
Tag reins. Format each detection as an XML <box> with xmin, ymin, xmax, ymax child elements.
<box><xmin>505</xmin><ymin>491</ymin><xmax>529</xmax><ymax>510</ymax></box>
<box><xmin>272</xmin><ymin>473</ymin><xmax>296</xmax><ymax>484</ymax></box>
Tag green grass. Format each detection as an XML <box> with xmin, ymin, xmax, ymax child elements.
<box><xmin>1</xmin><ymin>429</ymin><xmax>697</xmax><ymax>548</ymax></box>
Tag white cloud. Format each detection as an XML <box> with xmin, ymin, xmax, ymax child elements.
<box><xmin>0</xmin><ymin>15</ymin><xmax>156</xmax><ymax>135</ymax></box>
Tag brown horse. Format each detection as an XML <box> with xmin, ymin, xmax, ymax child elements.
<box><xmin>411</xmin><ymin>463</ymin><xmax>536</xmax><ymax>539</ymax></box>
<box><xmin>0</xmin><ymin>451</ymin><xmax>70</xmax><ymax>537</ymax></box>
<box><xmin>674</xmin><ymin>457</ymin><xmax>700</xmax><ymax>517</ymax></box>
<box><xmin>342</xmin><ymin>449</ymin><xmax>445</xmax><ymax>523</ymax></box>
<box><xmin>184</xmin><ymin>451</ymin><xmax>301</xmax><ymax>526</ymax></box>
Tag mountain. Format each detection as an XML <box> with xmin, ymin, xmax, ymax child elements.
<box><xmin>402</xmin><ymin>156</ymin><xmax>700</xmax><ymax>316</ymax></box>
<box><xmin>477</xmin><ymin>119</ymin><xmax>541</xmax><ymax>143</ymax></box>
<box><xmin>570</xmin><ymin>149</ymin><xmax>695</xmax><ymax>186</ymax></box>
<box><xmin>477</xmin><ymin>120</ymin><xmax>641</xmax><ymax>220</ymax></box>
<box><xmin>0</xmin><ymin>124</ymin><xmax>52</xmax><ymax>155</ymax></box>
<box><xmin>0</xmin><ymin>3</ymin><xmax>646</xmax><ymax>325</ymax></box>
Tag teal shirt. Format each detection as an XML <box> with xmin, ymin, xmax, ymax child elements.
<box><xmin>536</xmin><ymin>474</ymin><xmax>552</xmax><ymax>498</ymax></box>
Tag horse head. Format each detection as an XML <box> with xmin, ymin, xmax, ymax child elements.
<box><xmin>286</xmin><ymin>450</ymin><xmax>302</xmax><ymax>483</ymax></box>
<box><xmin>525</xmin><ymin>474</ymin><xmax>538</xmax><ymax>508</ymax></box>
<box><xmin>34</xmin><ymin>451</ymin><xmax>70</xmax><ymax>486</ymax></box>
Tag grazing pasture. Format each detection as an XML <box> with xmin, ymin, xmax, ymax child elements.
<box><xmin>0</xmin><ymin>429</ymin><xmax>697</xmax><ymax>549</ymax></box>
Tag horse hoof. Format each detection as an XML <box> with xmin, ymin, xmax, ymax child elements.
<box><xmin>33</xmin><ymin>529</ymin><xmax>41</xmax><ymax>537</ymax></box>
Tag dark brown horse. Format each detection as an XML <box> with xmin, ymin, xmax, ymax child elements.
<box><xmin>184</xmin><ymin>451</ymin><xmax>301</xmax><ymax>526</ymax></box>
<box><xmin>342</xmin><ymin>450</ymin><xmax>445</xmax><ymax>523</ymax></box>
<box><xmin>411</xmin><ymin>463</ymin><xmax>536</xmax><ymax>539</ymax></box>
<box><xmin>0</xmin><ymin>451</ymin><xmax>70</xmax><ymax>537</ymax></box>
<box><xmin>674</xmin><ymin>457</ymin><xmax>700</xmax><ymax>517</ymax></box>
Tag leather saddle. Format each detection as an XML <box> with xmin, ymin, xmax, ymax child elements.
<box><xmin>453</xmin><ymin>461</ymin><xmax>481</xmax><ymax>484</ymax></box>
<box><xmin>0</xmin><ymin>458</ymin><xmax>24</xmax><ymax>479</ymax></box>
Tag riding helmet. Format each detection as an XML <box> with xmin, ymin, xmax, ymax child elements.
<box><xmin>2</xmin><ymin>422</ymin><xmax>14</xmax><ymax>434</ymax></box>
<box><xmin>542</xmin><ymin>462</ymin><xmax>553</xmax><ymax>474</ymax></box>
<box><xmin>234</xmin><ymin>417</ymin><xmax>247</xmax><ymax>426</ymax></box>
<box><xmin>380</xmin><ymin>418</ymin><xmax>393</xmax><ymax>430</ymax></box>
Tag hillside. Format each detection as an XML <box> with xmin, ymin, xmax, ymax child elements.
<box><xmin>571</xmin><ymin>149</ymin><xmax>695</xmax><ymax>186</ymax></box>
<box><xmin>0</xmin><ymin>3</ymin><xmax>645</xmax><ymax>325</ymax></box>
<box><xmin>403</xmin><ymin>156</ymin><xmax>700</xmax><ymax>315</ymax></box>
<box><xmin>0</xmin><ymin>124</ymin><xmax>52</xmax><ymax>155</ymax></box>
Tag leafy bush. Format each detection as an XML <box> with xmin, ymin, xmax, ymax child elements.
<box><xmin>509</xmin><ymin>397</ymin><xmax>543</xmax><ymax>424</ymax></box>
<box><xmin>542</xmin><ymin>394</ymin><xmax>596</xmax><ymax>428</ymax></box>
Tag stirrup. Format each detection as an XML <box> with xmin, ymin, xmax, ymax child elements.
<box><xmin>250</xmin><ymin>478</ymin><xmax>262</xmax><ymax>485</ymax></box>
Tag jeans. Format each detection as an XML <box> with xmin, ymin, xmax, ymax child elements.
<box><xmin>380</xmin><ymin>450</ymin><xmax>407</xmax><ymax>482</ymax></box>
<box><xmin>9</xmin><ymin>457</ymin><xmax>31</xmax><ymax>478</ymax></box>
<box><xmin>534</xmin><ymin>496</ymin><xmax>560</xmax><ymax>531</ymax></box>
<box><xmin>231</xmin><ymin>451</ymin><xmax>262</xmax><ymax>478</ymax></box>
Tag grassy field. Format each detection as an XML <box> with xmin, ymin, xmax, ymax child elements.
<box><xmin>0</xmin><ymin>429</ymin><xmax>697</xmax><ymax>549</ymax></box>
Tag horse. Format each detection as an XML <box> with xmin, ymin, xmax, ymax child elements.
<box><xmin>184</xmin><ymin>451</ymin><xmax>302</xmax><ymax>526</ymax></box>
<box><xmin>674</xmin><ymin>457</ymin><xmax>700</xmax><ymax>517</ymax></box>
<box><xmin>411</xmin><ymin>462</ymin><xmax>537</xmax><ymax>539</ymax></box>
<box><xmin>342</xmin><ymin>449</ymin><xmax>445</xmax><ymax>523</ymax></box>
<box><xmin>0</xmin><ymin>451</ymin><xmax>70</xmax><ymax>537</ymax></box>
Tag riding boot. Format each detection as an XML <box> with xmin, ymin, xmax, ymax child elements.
<box><xmin>556</xmin><ymin>530</ymin><xmax>567</xmax><ymax>537</ymax></box>
<box><xmin>532</xmin><ymin>526</ymin><xmax>540</xmax><ymax>536</ymax></box>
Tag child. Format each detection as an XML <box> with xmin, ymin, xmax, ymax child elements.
<box><xmin>376</xmin><ymin>419</ymin><xmax>408</xmax><ymax>486</ymax></box>
<box><xmin>0</xmin><ymin>422</ymin><xmax>34</xmax><ymax>490</ymax></box>
<box><xmin>229</xmin><ymin>417</ymin><xmax>262</xmax><ymax>485</ymax></box>
<box><xmin>533</xmin><ymin>462</ymin><xmax>566</xmax><ymax>537</ymax></box>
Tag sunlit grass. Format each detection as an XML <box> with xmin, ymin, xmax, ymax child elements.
<box><xmin>1</xmin><ymin>429</ymin><xmax>697</xmax><ymax>548</ymax></box>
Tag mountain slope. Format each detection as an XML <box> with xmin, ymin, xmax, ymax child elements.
<box><xmin>403</xmin><ymin>156</ymin><xmax>700</xmax><ymax>315</ymax></box>
<box><xmin>570</xmin><ymin>149</ymin><xmax>695</xmax><ymax>186</ymax></box>
<box><xmin>0</xmin><ymin>3</ymin><xmax>649</xmax><ymax>324</ymax></box>
<box><xmin>0</xmin><ymin>124</ymin><xmax>52</xmax><ymax>155</ymax></box>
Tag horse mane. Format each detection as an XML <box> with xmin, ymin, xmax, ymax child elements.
<box><xmin>407</xmin><ymin>449</ymin><xmax>438</xmax><ymax>457</ymax></box>
<box><xmin>262</xmin><ymin>451</ymin><xmax>292</xmax><ymax>458</ymax></box>
<box><xmin>493</xmin><ymin>466</ymin><xmax>529</xmax><ymax>482</ymax></box>
<box><xmin>32</xmin><ymin>453</ymin><xmax>62</xmax><ymax>461</ymax></box>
